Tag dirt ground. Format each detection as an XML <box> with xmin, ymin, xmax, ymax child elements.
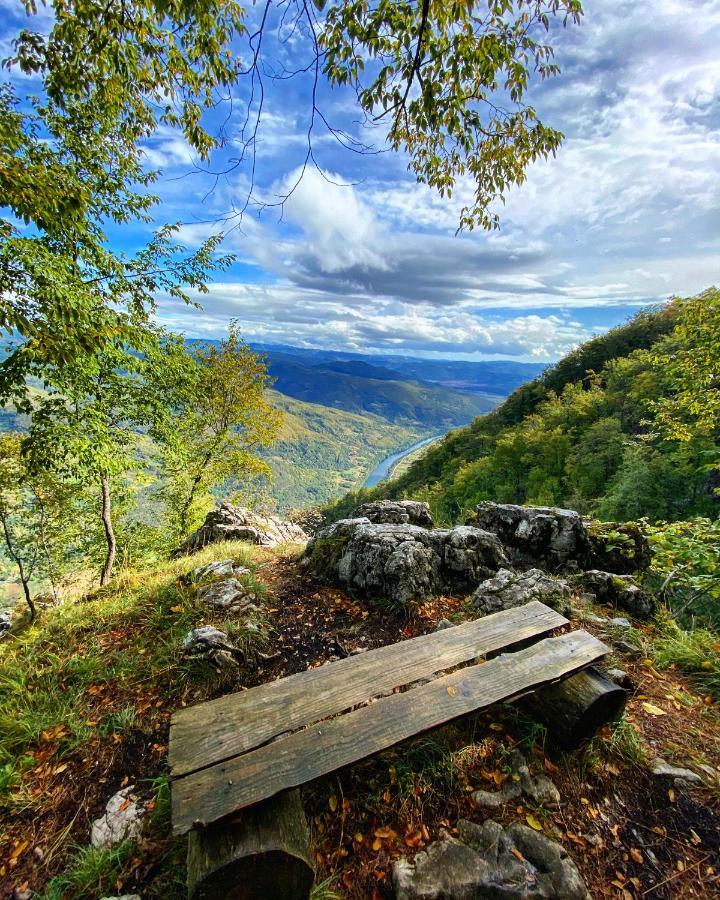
<box><xmin>2</xmin><ymin>550</ymin><xmax>719</xmax><ymax>899</ymax></box>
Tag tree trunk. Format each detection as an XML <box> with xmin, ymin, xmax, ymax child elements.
<box><xmin>186</xmin><ymin>789</ymin><xmax>314</xmax><ymax>900</ymax></box>
<box><xmin>99</xmin><ymin>474</ymin><xmax>116</xmax><ymax>587</ymax></box>
<box><xmin>522</xmin><ymin>667</ymin><xmax>628</xmax><ymax>749</ymax></box>
<box><xmin>0</xmin><ymin>512</ymin><xmax>35</xmax><ymax>622</ymax></box>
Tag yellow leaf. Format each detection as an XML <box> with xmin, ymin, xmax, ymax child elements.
<box><xmin>354</xmin><ymin>832</ymin><xmax>364</xmax><ymax>843</ymax></box>
<box><xmin>170</xmin><ymin>604</ymin><xmax>183</xmax><ymax>613</ymax></box>
<box><xmin>447</xmin><ymin>685</ymin><xmax>458</xmax><ymax>698</ymax></box>
<box><xmin>630</xmin><ymin>848</ymin><xmax>643</xmax><ymax>864</ymax></box>
<box><xmin>372</xmin><ymin>838</ymin><xmax>382</xmax><ymax>851</ymax></box>
<box><xmin>328</xmin><ymin>795</ymin><xmax>338</xmax><ymax>812</ymax></box>
<box><xmin>525</xmin><ymin>814</ymin><xmax>543</xmax><ymax>832</ymax></box>
<box><xmin>641</xmin><ymin>702</ymin><xmax>666</xmax><ymax>716</ymax></box>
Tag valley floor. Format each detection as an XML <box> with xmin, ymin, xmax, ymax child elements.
<box><xmin>1</xmin><ymin>543</ymin><xmax>719</xmax><ymax>899</ymax></box>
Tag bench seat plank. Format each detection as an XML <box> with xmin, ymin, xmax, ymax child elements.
<box><xmin>170</xmin><ymin>601</ymin><xmax>567</xmax><ymax>778</ymax></box>
<box><xmin>172</xmin><ymin>630</ymin><xmax>607</xmax><ymax>834</ymax></box>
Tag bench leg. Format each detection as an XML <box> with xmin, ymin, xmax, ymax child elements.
<box><xmin>522</xmin><ymin>667</ymin><xmax>628</xmax><ymax>749</ymax></box>
<box><xmin>187</xmin><ymin>788</ymin><xmax>314</xmax><ymax>900</ymax></box>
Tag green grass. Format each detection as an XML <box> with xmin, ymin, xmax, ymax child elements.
<box><xmin>37</xmin><ymin>841</ymin><xmax>137</xmax><ymax>900</ymax></box>
<box><xmin>0</xmin><ymin>540</ymin><xmax>263</xmax><ymax>809</ymax></box>
<box><xmin>652</xmin><ymin>623</ymin><xmax>720</xmax><ymax>696</ymax></box>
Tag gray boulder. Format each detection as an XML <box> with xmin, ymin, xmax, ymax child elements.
<box><xmin>470</xmin><ymin>568</ymin><xmax>571</xmax><ymax>615</ymax></box>
<box><xmin>173</xmin><ymin>502</ymin><xmax>306</xmax><ymax>556</ymax></box>
<box><xmin>394</xmin><ymin>819</ymin><xmax>589</xmax><ymax>899</ymax></box>
<box><xmin>198</xmin><ymin>578</ymin><xmax>259</xmax><ymax>613</ymax></box>
<box><xmin>575</xmin><ymin>570</ymin><xmax>654</xmax><ymax>618</ymax></box>
<box><xmin>306</xmin><ymin>520</ymin><xmax>507</xmax><ymax>605</ymax></box>
<box><xmin>190</xmin><ymin>559</ymin><xmax>251</xmax><ymax>581</ymax></box>
<box><xmin>91</xmin><ymin>786</ymin><xmax>144</xmax><ymax>849</ymax></box>
<box><xmin>182</xmin><ymin>626</ymin><xmax>241</xmax><ymax>669</ymax></box>
<box><xmin>0</xmin><ymin>611</ymin><xmax>11</xmax><ymax>640</ymax></box>
<box><xmin>353</xmin><ymin>500</ymin><xmax>434</xmax><ymax>528</ymax></box>
<box><xmin>466</xmin><ymin>502</ymin><xmax>590</xmax><ymax>572</ymax></box>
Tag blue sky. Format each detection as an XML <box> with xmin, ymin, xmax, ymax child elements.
<box><xmin>3</xmin><ymin>0</ymin><xmax>720</xmax><ymax>361</ymax></box>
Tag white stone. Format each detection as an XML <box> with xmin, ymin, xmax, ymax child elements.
<box><xmin>91</xmin><ymin>787</ymin><xmax>144</xmax><ymax>849</ymax></box>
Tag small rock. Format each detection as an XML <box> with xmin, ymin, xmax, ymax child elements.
<box><xmin>609</xmin><ymin>617</ymin><xmax>631</xmax><ymax>628</ymax></box>
<box><xmin>472</xmin><ymin>782</ymin><xmax>521</xmax><ymax>808</ymax></box>
<box><xmin>470</xmin><ymin>567</ymin><xmax>571</xmax><ymax>616</ymax></box>
<box><xmin>606</xmin><ymin>668</ymin><xmax>631</xmax><ymax>687</ymax></box>
<box><xmin>191</xmin><ymin>559</ymin><xmax>250</xmax><ymax>581</ymax></box>
<box><xmin>650</xmin><ymin>758</ymin><xmax>703</xmax><ymax>785</ymax></box>
<box><xmin>582</xmin><ymin>612</ymin><xmax>608</xmax><ymax>624</ymax></box>
<box><xmin>182</xmin><ymin>626</ymin><xmax>241</xmax><ymax>669</ymax></box>
<box><xmin>13</xmin><ymin>890</ymin><xmax>32</xmax><ymax>900</ymax></box>
<box><xmin>91</xmin><ymin>786</ymin><xmax>144</xmax><ymax>849</ymax></box>
<box><xmin>100</xmin><ymin>896</ymin><xmax>142</xmax><ymax>900</ymax></box>
<box><xmin>0</xmin><ymin>611</ymin><xmax>11</xmax><ymax>640</ymax></box>
<box><xmin>613</xmin><ymin>639</ymin><xmax>642</xmax><ymax>658</ymax></box>
<box><xmin>575</xmin><ymin>570</ymin><xmax>654</xmax><ymax>619</ymax></box>
<box><xmin>394</xmin><ymin>818</ymin><xmax>589</xmax><ymax>900</ymax></box>
<box><xmin>434</xmin><ymin>618</ymin><xmax>455</xmax><ymax>632</ymax></box>
<box><xmin>198</xmin><ymin>578</ymin><xmax>258</xmax><ymax>613</ymax></box>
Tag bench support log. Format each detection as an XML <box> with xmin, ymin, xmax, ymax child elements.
<box><xmin>522</xmin><ymin>667</ymin><xmax>627</xmax><ymax>749</ymax></box>
<box><xmin>187</xmin><ymin>789</ymin><xmax>314</xmax><ymax>900</ymax></box>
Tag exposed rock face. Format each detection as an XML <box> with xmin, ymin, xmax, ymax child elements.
<box><xmin>198</xmin><ymin>578</ymin><xmax>260</xmax><ymax>614</ymax></box>
<box><xmin>470</xmin><ymin>568</ymin><xmax>571</xmax><ymax>616</ymax></box>
<box><xmin>586</xmin><ymin>521</ymin><xmax>651</xmax><ymax>574</ymax></box>
<box><xmin>182</xmin><ymin>626</ymin><xmax>241</xmax><ymax>669</ymax></box>
<box><xmin>353</xmin><ymin>499</ymin><xmax>434</xmax><ymax>528</ymax></box>
<box><xmin>466</xmin><ymin>502</ymin><xmax>590</xmax><ymax>572</ymax></box>
<box><xmin>473</xmin><ymin>751</ymin><xmax>560</xmax><ymax>809</ymax></box>
<box><xmin>576</xmin><ymin>570</ymin><xmax>654</xmax><ymax>618</ymax></box>
<box><xmin>393</xmin><ymin>819</ymin><xmax>589</xmax><ymax>899</ymax></box>
<box><xmin>305</xmin><ymin>520</ymin><xmax>507</xmax><ymax>605</ymax></box>
<box><xmin>173</xmin><ymin>502</ymin><xmax>307</xmax><ymax>556</ymax></box>
<box><xmin>91</xmin><ymin>786</ymin><xmax>145</xmax><ymax>849</ymax></box>
<box><xmin>0</xmin><ymin>611</ymin><xmax>11</xmax><ymax>640</ymax></box>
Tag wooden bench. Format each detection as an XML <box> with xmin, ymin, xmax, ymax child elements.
<box><xmin>169</xmin><ymin>601</ymin><xmax>617</xmax><ymax>898</ymax></box>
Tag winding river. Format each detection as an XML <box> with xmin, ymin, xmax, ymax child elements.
<box><xmin>364</xmin><ymin>435</ymin><xmax>441</xmax><ymax>488</ymax></box>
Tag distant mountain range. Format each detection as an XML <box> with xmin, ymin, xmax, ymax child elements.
<box><xmin>252</xmin><ymin>343</ymin><xmax>545</xmax><ymax>400</ymax></box>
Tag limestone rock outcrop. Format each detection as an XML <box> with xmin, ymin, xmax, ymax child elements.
<box><xmin>466</xmin><ymin>502</ymin><xmax>590</xmax><ymax>572</ymax></box>
<box><xmin>575</xmin><ymin>570</ymin><xmax>654</xmax><ymax>618</ymax></box>
<box><xmin>172</xmin><ymin>502</ymin><xmax>307</xmax><ymax>556</ymax></box>
<box><xmin>305</xmin><ymin>519</ymin><xmax>507</xmax><ymax>605</ymax></box>
<box><xmin>353</xmin><ymin>499</ymin><xmax>434</xmax><ymax>528</ymax></box>
<box><xmin>470</xmin><ymin>568</ymin><xmax>571</xmax><ymax>615</ymax></box>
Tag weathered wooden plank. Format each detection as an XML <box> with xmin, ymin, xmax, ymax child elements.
<box><xmin>170</xmin><ymin>601</ymin><xmax>567</xmax><ymax>777</ymax></box>
<box><xmin>172</xmin><ymin>630</ymin><xmax>608</xmax><ymax>834</ymax></box>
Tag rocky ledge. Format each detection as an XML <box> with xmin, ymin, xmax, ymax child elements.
<box><xmin>172</xmin><ymin>502</ymin><xmax>307</xmax><ymax>556</ymax></box>
<box><xmin>306</xmin><ymin>500</ymin><xmax>653</xmax><ymax>618</ymax></box>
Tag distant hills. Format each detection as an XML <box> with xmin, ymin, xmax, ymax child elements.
<box><xmin>2</xmin><ymin>338</ymin><xmax>544</xmax><ymax>511</ymax></box>
<box><xmin>325</xmin><ymin>301</ymin><xmax>718</xmax><ymax>525</ymax></box>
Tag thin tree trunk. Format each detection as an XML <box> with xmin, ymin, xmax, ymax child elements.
<box><xmin>1</xmin><ymin>512</ymin><xmax>35</xmax><ymax>622</ymax></box>
<box><xmin>33</xmin><ymin>488</ymin><xmax>58</xmax><ymax>603</ymax></box>
<box><xmin>179</xmin><ymin>448</ymin><xmax>215</xmax><ymax>535</ymax></box>
<box><xmin>100</xmin><ymin>475</ymin><xmax>116</xmax><ymax>587</ymax></box>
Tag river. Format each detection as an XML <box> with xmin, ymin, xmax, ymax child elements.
<box><xmin>364</xmin><ymin>435</ymin><xmax>441</xmax><ymax>488</ymax></box>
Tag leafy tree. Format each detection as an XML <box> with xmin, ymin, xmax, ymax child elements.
<box><xmin>155</xmin><ymin>328</ymin><xmax>281</xmax><ymax>539</ymax></box>
<box><xmin>322</xmin><ymin>0</ymin><xmax>582</xmax><ymax>230</ymax></box>
<box><xmin>0</xmin><ymin>433</ymin><xmax>82</xmax><ymax>617</ymax></box>
<box><xmin>648</xmin><ymin>287</ymin><xmax>720</xmax><ymax>446</ymax></box>
<box><xmin>19</xmin><ymin>327</ymin><xmax>195</xmax><ymax>586</ymax></box>
<box><xmin>2</xmin><ymin>0</ymin><xmax>584</xmax><ymax>391</ymax></box>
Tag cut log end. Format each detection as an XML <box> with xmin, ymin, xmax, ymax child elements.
<box><xmin>187</xmin><ymin>789</ymin><xmax>314</xmax><ymax>900</ymax></box>
<box><xmin>522</xmin><ymin>667</ymin><xmax>628</xmax><ymax>749</ymax></box>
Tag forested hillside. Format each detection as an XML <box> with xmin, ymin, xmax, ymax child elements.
<box><xmin>250</xmin><ymin>392</ymin><xmax>426</xmax><ymax>509</ymax></box>
<box><xmin>326</xmin><ymin>290</ymin><xmax>719</xmax><ymax>525</ymax></box>
<box><xmin>262</xmin><ymin>352</ymin><xmax>496</xmax><ymax>427</ymax></box>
